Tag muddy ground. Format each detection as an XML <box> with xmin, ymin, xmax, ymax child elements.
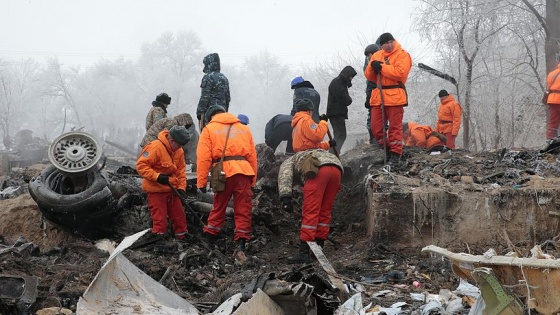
<box><xmin>1</xmin><ymin>143</ymin><xmax>560</xmax><ymax>314</ymax></box>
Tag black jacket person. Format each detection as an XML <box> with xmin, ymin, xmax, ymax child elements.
<box><xmin>326</xmin><ymin>66</ymin><xmax>357</xmax><ymax>154</ymax></box>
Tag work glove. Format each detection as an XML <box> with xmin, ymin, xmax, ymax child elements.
<box><xmin>177</xmin><ymin>189</ymin><xmax>188</xmax><ymax>199</ymax></box>
<box><xmin>328</xmin><ymin>139</ymin><xmax>337</xmax><ymax>148</ymax></box>
<box><xmin>196</xmin><ymin>114</ymin><xmax>202</xmax><ymax>121</ymax></box>
<box><xmin>371</xmin><ymin>61</ymin><xmax>382</xmax><ymax>74</ymax></box>
<box><xmin>319</xmin><ymin>114</ymin><xmax>329</xmax><ymax>122</ymax></box>
<box><xmin>198</xmin><ymin>187</ymin><xmax>208</xmax><ymax>194</ymax></box>
<box><xmin>156</xmin><ymin>174</ymin><xmax>170</xmax><ymax>185</ymax></box>
<box><xmin>280</xmin><ymin>196</ymin><xmax>293</xmax><ymax>213</ymax></box>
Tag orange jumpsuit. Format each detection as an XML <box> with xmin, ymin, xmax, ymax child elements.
<box><xmin>546</xmin><ymin>64</ymin><xmax>560</xmax><ymax>139</ymax></box>
<box><xmin>196</xmin><ymin>112</ymin><xmax>258</xmax><ymax>241</ymax></box>
<box><xmin>405</xmin><ymin>122</ymin><xmax>444</xmax><ymax>149</ymax></box>
<box><xmin>136</xmin><ymin>130</ymin><xmax>187</xmax><ymax>237</ymax></box>
<box><xmin>364</xmin><ymin>40</ymin><xmax>412</xmax><ymax>155</ymax></box>
<box><xmin>291</xmin><ymin>111</ymin><xmax>330</xmax><ymax>152</ymax></box>
<box><xmin>435</xmin><ymin>95</ymin><xmax>462</xmax><ymax>149</ymax></box>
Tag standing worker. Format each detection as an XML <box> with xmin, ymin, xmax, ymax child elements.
<box><xmin>326</xmin><ymin>65</ymin><xmax>357</xmax><ymax>154</ymax></box>
<box><xmin>146</xmin><ymin>93</ymin><xmax>171</xmax><ymax>131</ymax></box>
<box><xmin>265</xmin><ymin>114</ymin><xmax>295</xmax><ymax>154</ymax></box>
<box><xmin>291</xmin><ymin>99</ymin><xmax>335</xmax><ymax>152</ymax></box>
<box><xmin>196</xmin><ymin>105</ymin><xmax>258</xmax><ymax>254</ymax></box>
<box><xmin>290</xmin><ymin>76</ymin><xmax>321</xmax><ymax>122</ymax></box>
<box><xmin>435</xmin><ymin>90</ymin><xmax>462</xmax><ymax>149</ymax></box>
<box><xmin>196</xmin><ymin>53</ymin><xmax>231</xmax><ymax>130</ymax></box>
<box><xmin>545</xmin><ymin>55</ymin><xmax>560</xmax><ymax>140</ymax></box>
<box><xmin>278</xmin><ymin>149</ymin><xmax>343</xmax><ymax>263</ymax></box>
<box><xmin>136</xmin><ymin>125</ymin><xmax>191</xmax><ymax>240</ymax></box>
<box><xmin>364</xmin><ymin>44</ymin><xmax>381</xmax><ymax>145</ymax></box>
<box><xmin>364</xmin><ymin>32</ymin><xmax>412</xmax><ymax>165</ymax></box>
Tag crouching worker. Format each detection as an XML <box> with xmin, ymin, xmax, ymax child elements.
<box><xmin>278</xmin><ymin>149</ymin><xmax>343</xmax><ymax>263</ymax></box>
<box><xmin>196</xmin><ymin>105</ymin><xmax>258</xmax><ymax>254</ymax></box>
<box><xmin>403</xmin><ymin>121</ymin><xmax>447</xmax><ymax>151</ymax></box>
<box><xmin>136</xmin><ymin>125</ymin><xmax>191</xmax><ymax>240</ymax></box>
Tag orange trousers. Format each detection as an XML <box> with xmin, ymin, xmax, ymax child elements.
<box><xmin>370</xmin><ymin>106</ymin><xmax>404</xmax><ymax>154</ymax></box>
<box><xmin>147</xmin><ymin>192</ymin><xmax>188</xmax><ymax>238</ymax></box>
<box><xmin>204</xmin><ymin>174</ymin><xmax>253</xmax><ymax>241</ymax></box>
<box><xmin>300</xmin><ymin>166</ymin><xmax>341</xmax><ymax>242</ymax></box>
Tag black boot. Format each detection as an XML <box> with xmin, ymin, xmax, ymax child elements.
<box><xmin>288</xmin><ymin>242</ymin><xmax>311</xmax><ymax>264</ymax></box>
<box><xmin>236</xmin><ymin>239</ymin><xmax>246</xmax><ymax>252</ymax></box>
<box><xmin>315</xmin><ymin>238</ymin><xmax>325</xmax><ymax>248</ymax></box>
<box><xmin>387</xmin><ymin>151</ymin><xmax>401</xmax><ymax>166</ymax></box>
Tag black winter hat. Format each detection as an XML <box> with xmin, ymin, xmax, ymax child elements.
<box><xmin>378</xmin><ymin>33</ymin><xmax>395</xmax><ymax>46</ymax></box>
<box><xmin>156</xmin><ymin>93</ymin><xmax>171</xmax><ymax>105</ymax></box>
<box><xmin>295</xmin><ymin>98</ymin><xmax>314</xmax><ymax>112</ymax></box>
<box><xmin>438</xmin><ymin>89</ymin><xmax>449</xmax><ymax>98</ymax></box>
<box><xmin>364</xmin><ymin>44</ymin><xmax>380</xmax><ymax>56</ymax></box>
<box><xmin>169</xmin><ymin>125</ymin><xmax>191</xmax><ymax>145</ymax></box>
<box><xmin>205</xmin><ymin>105</ymin><xmax>226</xmax><ymax>123</ymax></box>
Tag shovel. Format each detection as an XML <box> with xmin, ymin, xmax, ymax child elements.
<box><xmin>326</xmin><ymin>128</ymin><xmax>353</xmax><ymax>182</ymax></box>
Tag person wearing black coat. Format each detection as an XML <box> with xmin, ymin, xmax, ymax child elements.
<box><xmin>290</xmin><ymin>77</ymin><xmax>321</xmax><ymax>123</ymax></box>
<box><xmin>326</xmin><ymin>66</ymin><xmax>357</xmax><ymax>154</ymax></box>
<box><xmin>265</xmin><ymin>114</ymin><xmax>295</xmax><ymax>154</ymax></box>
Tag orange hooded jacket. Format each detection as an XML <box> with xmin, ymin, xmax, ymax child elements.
<box><xmin>364</xmin><ymin>40</ymin><xmax>412</xmax><ymax>107</ymax></box>
<box><xmin>405</xmin><ymin>122</ymin><xmax>443</xmax><ymax>149</ymax></box>
<box><xmin>435</xmin><ymin>95</ymin><xmax>462</xmax><ymax>136</ymax></box>
<box><xmin>136</xmin><ymin>130</ymin><xmax>187</xmax><ymax>193</ymax></box>
<box><xmin>546</xmin><ymin>64</ymin><xmax>560</xmax><ymax>105</ymax></box>
<box><xmin>196</xmin><ymin>112</ymin><xmax>258</xmax><ymax>189</ymax></box>
<box><xmin>291</xmin><ymin>111</ymin><xmax>330</xmax><ymax>152</ymax></box>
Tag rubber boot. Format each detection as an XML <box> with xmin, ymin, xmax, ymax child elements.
<box><xmin>288</xmin><ymin>242</ymin><xmax>311</xmax><ymax>264</ymax></box>
<box><xmin>315</xmin><ymin>238</ymin><xmax>325</xmax><ymax>248</ymax></box>
<box><xmin>233</xmin><ymin>239</ymin><xmax>248</xmax><ymax>265</ymax></box>
<box><xmin>236</xmin><ymin>239</ymin><xmax>246</xmax><ymax>252</ymax></box>
<box><xmin>388</xmin><ymin>151</ymin><xmax>401</xmax><ymax>166</ymax></box>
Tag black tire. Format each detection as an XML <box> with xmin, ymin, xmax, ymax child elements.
<box><xmin>29</xmin><ymin>165</ymin><xmax>113</xmax><ymax>213</ymax></box>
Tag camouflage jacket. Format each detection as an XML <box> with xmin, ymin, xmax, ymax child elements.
<box><xmin>140</xmin><ymin>113</ymin><xmax>193</xmax><ymax>147</ymax></box>
<box><xmin>278</xmin><ymin>149</ymin><xmax>343</xmax><ymax>198</ymax></box>
<box><xmin>145</xmin><ymin>106</ymin><xmax>167</xmax><ymax>131</ymax></box>
<box><xmin>196</xmin><ymin>53</ymin><xmax>231</xmax><ymax>118</ymax></box>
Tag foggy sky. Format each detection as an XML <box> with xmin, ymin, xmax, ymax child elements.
<box><xmin>1</xmin><ymin>0</ymin><xmax>426</xmax><ymax>67</ymax></box>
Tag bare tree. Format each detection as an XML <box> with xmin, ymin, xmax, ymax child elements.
<box><xmin>0</xmin><ymin>58</ymin><xmax>39</xmax><ymax>145</ymax></box>
<box><xmin>519</xmin><ymin>0</ymin><xmax>560</xmax><ymax>73</ymax></box>
<box><xmin>414</xmin><ymin>0</ymin><xmax>510</xmax><ymax>150</ymax></box>
<box><xmin>41</xmin><ymin>58</ymin><xmax>82</xmax><ymax>127</ymax></box>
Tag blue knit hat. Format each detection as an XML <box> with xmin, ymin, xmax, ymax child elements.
<box><xmin>237</xmin><ymin>114</ymin><xmax>249</xmax><ymax>125</ymax></box>
<box><xmin>291</xmin><ymin>76</ymin><xmax>304</xmax><ymax>89</ymax></box>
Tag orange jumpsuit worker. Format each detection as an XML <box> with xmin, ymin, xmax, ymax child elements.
<box><xmin>435</xmin><ymin>90</ymin><xmax>462</xmax><ymax>149</ymax></box>
<box><xmin>136</xmin><ymin>125</ymin><xmax>190</xmax><ymax>239</ymax></box>
<box><xmin>545</xmin><ymin>56</ymin><xmax>560</xmax><ymax>140</ymax></box>
<box><xmin>278</xmin><ymin>149</ymin><xmax>343</xmax><ymax>263</ymax></box>
<box><xmin>291</xmin><ymin>98</ymin><xmax>335</xmax><ymax>152</ymax></box>
<box><xmin>364</xmin><ymin>32</ymin><xmax>412</xmax><ymax>165</ymax></box>
<box><xmin>403</xmin><ymin>122</ymin><xmax>445</xmax><ymax>149</ymax></box>
<box><xmin>196</xmin><ymin>105</ymin><xmax>258</xmax><ymax>252</ymax></box>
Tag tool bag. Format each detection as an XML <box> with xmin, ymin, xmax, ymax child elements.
<box><xmin>300</xmin><ymin>151</ymin><xmax>320</xmax><ymax>179</ymax></box>
<box><xmin>210</xmin><ymin>125</ymin><xmax>232</xmax><ymax>192</ymax></box>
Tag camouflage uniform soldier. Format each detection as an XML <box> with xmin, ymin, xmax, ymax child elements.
<box><xmin>196</xmin><ymin>53</ymin><xmax>231</xmax><ymax>130</ymax></box>
<box><xmin>140</xmin><ymin>113</ymin><xmax>196</xmax><ymax>168</ymax></box>
<box><xmin>146</xmin><ymin>93</ymin><xmax>171</xmax><ymax>131</ymax></box>
<box><xmin>278</xmin><ymin>149</ymin><xmax>343</xmax><ymax>263</ymax></box>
